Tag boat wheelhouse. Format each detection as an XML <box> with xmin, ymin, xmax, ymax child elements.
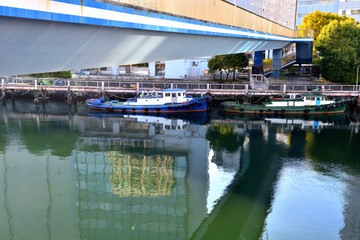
<box><xmin>86</xmin><ymin>89</ymin><xmax>207</xmax><ymax>113</ymax></box>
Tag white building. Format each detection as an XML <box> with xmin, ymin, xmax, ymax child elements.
<box><xmin>149</xmin><ymin>57</ymin><xmax>210</xmax><ymax>80</ymax></box>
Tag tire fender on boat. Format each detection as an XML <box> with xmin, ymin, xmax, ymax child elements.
<box><xmin>315</xmin><ymin>107</ymin><xmax>320</xmax><ymax>112</ymax></box>
<box><xmin>304</xmin><ymin>109</ymin><xmax>310</xmax><ymax>113</ymax></box>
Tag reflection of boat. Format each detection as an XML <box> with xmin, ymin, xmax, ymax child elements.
<box><xmin>87</xmin><ymin>110</ymin><xmax>208</xmax><ymax>124</ymax></box>
<box><xmin>264</xmin><ymin>117</ymin><xmax>339</xmax><ymax>130</ymax></box>
<box><xmin>86</xmin><ymin>89</ymin><xmax>207</xmax><ymax>113</ymax></box>
<box><xmin>219</xmin><ymin>112</ymin><xmax>349</xmax><ymax>130</ymax></box>
<box><xmin>222</xmin><ymin>93</ymin><xmax>349</xmax><ymax>115</ymax></box>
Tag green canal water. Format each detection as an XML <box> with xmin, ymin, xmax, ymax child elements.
<box><xmin>0</xmin><ymin>100</ymin><xmax>359</xmax><ymax>240</ymax></box>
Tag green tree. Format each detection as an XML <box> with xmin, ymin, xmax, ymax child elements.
<box><xmin>229</xmin><ymin>53</ymin><xmax>249</xmax><ymax>80</ymax></box>
<box><xmin>30</xmin><ymin>71</ymin><xmax>72</xmax><ymax>78</ymax></box>
<box><xmin>208</xmin><ymin>53</ymin><xmax>248</xmax><ymax>80</ymax></box>
<box><xmin>208</xmin><ymin>55</ymin><xmax>224</xmax><ymax>80</ymax></box>
<box><xmin>316</xmin><ymin>19</ymin><xmax>360</xmax><ymax>84</ymax></box>
<box><xmin>298</xmin><ymin>10</ymin><xmax>354</xmax><ymax>47</ymax></box>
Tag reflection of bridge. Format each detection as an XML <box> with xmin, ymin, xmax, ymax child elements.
<box><xmin>0</xmin><ymin>0</ymin><xmax>312</xmax><ymax>75</ymax></box>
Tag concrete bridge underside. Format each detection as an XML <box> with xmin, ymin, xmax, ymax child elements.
<box><xmin>0</xmin><ymin>16</ymin><xmax>290</xmax><ymax>76</ymax></box>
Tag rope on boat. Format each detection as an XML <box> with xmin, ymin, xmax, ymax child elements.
<box><xmin>106</xmin><ymin>91</ymin><xmax>136</xmax><ymax>99</ymax></box>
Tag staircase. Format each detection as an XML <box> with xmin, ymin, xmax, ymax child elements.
<box><xmin>250</xmin><ymin>74</ymin><xmax>269</xmax><ymax>90</ymax></box>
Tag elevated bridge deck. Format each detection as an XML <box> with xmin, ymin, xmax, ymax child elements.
<box><xmin>0</xmin><ymin>0</ymin><xmax>312</xmax><ymax>76</ymax></box>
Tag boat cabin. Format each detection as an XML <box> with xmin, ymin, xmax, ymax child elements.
<box><xmin>124</xmin><ymin>89</ymin><xmax>192</xmax><ymax>106</ymax></box>
<box><xmin>301</xmin><ymin>94</ymin><xmax>327</xmax><ymax>106</ymax></box>
<box><xmin>162</xmin><ymin>89</ymin><xmax>190</xmax><ymax>103</ymax></box>
<box><xmin>266</xmin><ymin>93</ymin><xmax>334</xmax><ymax>108</ymax></box>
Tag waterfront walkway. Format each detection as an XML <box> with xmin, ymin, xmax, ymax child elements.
<box><xmin>1</xmin><ymin>78</ymin><xmax>359</xmax><ymax>97</ymax></box>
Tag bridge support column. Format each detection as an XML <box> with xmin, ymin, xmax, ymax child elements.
<box><xmin>252</xmin><ymin>51</ymin><xmax>264</xmax><ymax>75</ymax></box>
<box><xmin>271</xmin><ymin>49</ymin><xmax>282</xmax><ymax>77</ymax></box>
<box><xmin>254</xmin><ymin>51</ymin><xmax>263</xmax><ymax>67</ymax></box>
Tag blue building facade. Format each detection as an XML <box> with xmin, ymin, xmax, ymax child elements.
<box><xmin>296</xmin><ymin>0</ymin><xmax>340</xmax><ymax>26</ymax></box>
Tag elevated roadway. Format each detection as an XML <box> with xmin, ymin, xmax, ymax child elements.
<box><xmin>0</xmin><ymin>0</ymin><xmax>312</xmax><ymax>76</ymax></box>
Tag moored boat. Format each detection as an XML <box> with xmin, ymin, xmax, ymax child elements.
<box><xmin>222</xmin><ymin>93</ymin><xmax>349</xmax><ymax>115</ymax></box>
<box><xmin>86</xmin><ymin>89</ymin><xmax>207</xmax><ymax>113</ymax></box>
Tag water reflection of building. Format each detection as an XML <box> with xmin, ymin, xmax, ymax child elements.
<box><xmin>76</xmin><ymin>151</ymin><xmax>188</xmax><ymax>239</ymax></box>
<box><xmin>108</xmin><ymin>152</ymin><xmax>175</xmax><ymax>197</ymax></box>
<box><xmin>75</xmin><ymin>115</ymin><xmax>234</xmax><ymax>239</ymax></box>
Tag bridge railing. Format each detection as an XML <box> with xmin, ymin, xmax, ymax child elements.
<box><xmin>1</xmin><ymin>77</ymin><xmax>360</xmax><ymax>94</ymax></box>
<box><xmin>293</xmin><ymin>29</ymin><xmax>314</xmax><ymax>39</ymax></box>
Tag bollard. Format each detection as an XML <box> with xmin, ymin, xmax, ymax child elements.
<box><xmin>67</xmin><ymin>93</ymin><xmax>72</xmax><ymax>105</ymax></box>
<box><xmin>34</xmin><ymin>91</ymin><xmax>39</xmax><ymax>105</ymax></box>
<box><xmin>1</xmin><ymin>79</ymin><xmax>5</xmax><ymax>102</ymax></box>
<box><xmin>1</xmin><ymin>90</ymin><xmax>5</xmax><ymax>102</ymax></box>
<box><xmin>41</xmin><ymin>87</ymin><xmax>46</xmax><ymax>102</ymax></box>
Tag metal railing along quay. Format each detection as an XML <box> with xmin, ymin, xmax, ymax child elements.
<box><xmin>1</xmin><ymin>78</ymin><xmax>360</xmax><ymax>97</ymax></box>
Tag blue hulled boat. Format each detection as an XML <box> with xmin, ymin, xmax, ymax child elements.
<box><xmin>86</xmin><ymin>89</ymin><xmax>207</xmax><ymax>113</ymax></box>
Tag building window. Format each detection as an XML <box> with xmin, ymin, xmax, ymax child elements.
<box><xmin>298</xmin><ymin>0</ymin><xmax>334</xmax><ymax>5</ymax></box>
<box><xmin>351</xmin><ymin>9</ymin><xmax>360</xmax><ymax>15</ymax></box>
<box><xmin>155</xmin><ymin>61</ymin><xmax>165</xmax><ymax>76</ymax></box>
